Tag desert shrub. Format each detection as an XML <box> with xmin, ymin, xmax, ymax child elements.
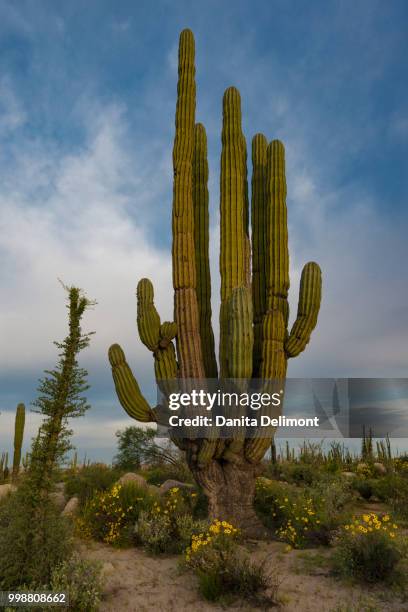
<box><xmin>280</xmin><ymin>462</ymin><xmax>317</xmax><ymax>485</ymax></box>
<box><xmin>308</xmin><ymin>475</ymin><xmax>353</xmax><ymax>538</ymax></box>
<box><xmin>332</xmin><ymin>513</ymin><xmax>403</xmax><ymax>582</ymax></box>
<box><xmin>255</xmin><ymin>476</ymin><xmax>352</xmax><ymax>548</ymax></box>
<box><xmin>394</xmin><ymin>455</ymin><xmax>408</xmax><ymax>475</ymax></box>
<box><xmin>135</xmin><ymin>487</ymin><xmax>208</xmax><ymax>554</ymax></box>
<box><xmin>351</xmin><ymin>477</ymin><xmax>374</xmax><ymax>500</ymax></box>
<box><xmin>137</xmin><ymin>510</ymin><xmax>208</xmax><ymax>555</ymax></box>
<box><xmin>64</xmin><ymin>463</ymin><xmax>122</xmax><ymax>508</ymax></box>
<box><xmin>255</xmin><ymin>478</ymin><xmax>299</xmax><ymax>529</ymax></box>
<box><xmin>77</xmin><ymin>482</ymin><xmax>156</xmax><ymax>546</ymax></box>
<box><xmin>142</xmin><ymin>462</ymin><xmax>193</xmax><ymax>486</ymax></box>
<box><xmin>50</xmin><ymin>554</ymin><xmax>102</xmax><ymax>611</ymax></box>
<box><xmin>370</xmin><ymin>474</ymin><xmax>408</xmax><ymax>519</ymax></box>
<box><xmin>0</xmin><ymin>485</ymin><xmax>73</xmax><ymax>589</ymax></box>
<box><xmin>184</xmin><ymin>520</ymin><xmax>279</xmax><ymax>605</ymax></box>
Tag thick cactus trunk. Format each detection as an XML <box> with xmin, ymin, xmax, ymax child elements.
<box><xmin>191</xmin><ymin>460</ymin><xmax>267</xmax><ymax>538</ymax></box>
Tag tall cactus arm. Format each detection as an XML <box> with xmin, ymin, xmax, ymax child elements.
<box><xmin>12</xmin><ymin>402</ymin><xmax>25</xmax><ymax>478</ymax></box>
<box><xmin>285</xmin><ymin>262</ymin><xmax>322</xmax><ymax>357</ymax></box>
<box><xmin>137</xmin><ymin>278</ymin><xmax>161</xmax><ymax>351</ymax></box>
<box><xmin>265</xmin><ymin>140</ymin><xmax>290</xmax><ymax>328</ymax></box>
<box><xmin>192</xmin><ymin>123</ymin><xmax>218</xmax><ymax>378</ymax></box>
<box><xmin>108</xmin><ymin>344</ymin><xmax>156</xmax><ymax>422</ymax></box>
<box><xmin>241</xmin><ymin>135</ymin><xmax>251</xmax><ymax>289</ymax></box>
<box><xmin>219</xmin><ymin>87</ymin><xmax>246</xmax><ymax>377</ymax></box>
<box><xmin>136</xmin><ymin>278</ymin><xmax>178</xmax><ymax>386</ymax></box>
<box><xmin>172</xmin><ymin>29</ymin><xmax>204</xmax><ymax>379</ymax></box>
<box><xmin>251</xmin><ymin>133</ymin><xmax>268</xmax><ymax>377</ymax></box>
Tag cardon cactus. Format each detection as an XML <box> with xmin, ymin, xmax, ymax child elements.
<box><xmin>109</xmin><ymin>29</ymin><xmax>322</xmax><ymax>534</ymax></box>
<box><xmin>12</xmin><ymin>402</ymin><xmax>25</xmax><ymax>479</ymax></box>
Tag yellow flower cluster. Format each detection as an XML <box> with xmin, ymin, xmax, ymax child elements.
<box><xmin>153</xmin><ymin>486</ymin><xmax>181</xmax><ymax>516</ymax></box>
<box><xmin>343</xmin><ymin>513</ymin><xmax>398</xmax><ymax>538</ymax></box>
<box><xmin>276</xmin><ymin>497</ymin><xmax>320</xmax><ymax>549</ymax></box>
<box><xmin>394</xmin><ymin>458</ymin><xmax>408</xmax><ymax>473</ymax></box>
<box><xmin>185</xmin><ymin>520</ymin><xmax>238</xmax><ymax>562</ymax></box>
<box><xmin>78</xmin><ymin>483</ymin><xmax>137</xmax><ymax>545</ymax></box>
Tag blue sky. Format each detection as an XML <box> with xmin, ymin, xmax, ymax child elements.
<box><xmin>0</xmin><ymin>1</ymin><xmax>407</xmax><ymax>461</ymax></box>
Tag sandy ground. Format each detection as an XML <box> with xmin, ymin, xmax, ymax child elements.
<box><xmin>79</xmin><ymin>538</ymin><xmax>408</xmax><ymax>612</ymax></box>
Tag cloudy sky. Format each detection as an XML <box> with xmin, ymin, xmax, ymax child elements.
<box><xmin>0</xmin><ymin>1</ymin><xmax>407</xmax><ymax>461</ymax></box>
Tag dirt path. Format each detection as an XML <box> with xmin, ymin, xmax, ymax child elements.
<box><xmin>79</xmin><ymin>539</ymin><xmax>407</xmax><ymax>611</ymax></box>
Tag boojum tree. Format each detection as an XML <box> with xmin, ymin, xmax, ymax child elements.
<box><xmin>108</xmin><ymin>29</ymin><xmax>322</xmax><ymax>534</ymax></box>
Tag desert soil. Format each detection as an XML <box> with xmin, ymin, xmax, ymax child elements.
<box><xmin>80</xmin><ymin>538</ymin><xmax>407</xmax><ymax>612</ymax></box>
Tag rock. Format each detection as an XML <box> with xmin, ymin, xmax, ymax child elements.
<box><xmin>373</xmin><ymin>462</ymin><xmax>387</xmax><ymax>475</ymax></box>
<box><xmin>159</xmin><ymin>479</ymin><xmax>194</xmax><ymax>495</ymax></box>
<box><xmin>51</xmin><ymin>491</ymin><xmax>66</xmax><ymax>511</ymax></box>
<box><xmin>341</xmin><ymin>471</ymin><xmax>357</xmax><ymax>479</ymax></box>
<box><xmin>62</xmin><ymin>496</ymin><xmax>79</xmax><ymax>516</ymax></box>
<box><xmin>117</xmin><ymin>473</ymin><xmax>147</xmax><ymax>488</ymax></box>
<box><xmin>0</xmin><ymin>483</ymin><xmax>16</xmax><ymax>500</ymax></box>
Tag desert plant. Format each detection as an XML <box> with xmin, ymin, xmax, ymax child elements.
<box><xmin>136</xmin><ymin>509</ymin><xmax>209</xmax><ymax>555</ymax></box>
<box><xmin>107</xmin><ymin>28</ymin><xmax>322</xmax><ymax>535</ymax></box>
<box><xmin>0</xmin><ymin>285</ymin><xmax>94</xmax><ymax>589</ymax></box>
<box><xmin>64</xmin><ymin>463</ymin><xmax>123</xmax><ymax>508</ymax></box>
<box><xmin>12</xmin><ymin>403</ymin><xmax>25</xmax><ymax>480</ymax></box>
<box><xmin>184</xmin><ymin>519</ymin><xmax>279</xmax><ymax>604</ymax></box>
<box><xmin>0</xmin><ymin>451</ymin><xmax>9</xmax><ymax>482</ymax></box>
<box><xmin>50</xmin><ymin>554</ymin><xmax>102</xmax><ymax>612</ymax></box>
<box><xmin>332</xmin><ymin>513</ymin><xmax>403</xmax><ymax>583</ymax></box>
<box><xmin>255</xmin><ymin>476</ymin><xmax>352</xmax><ymax>547</ymax></box>
<box><xmin>78</xmin><ymin>481</ymin><xmax>157</xmax><ymax>546</ymax></box>
<box><xmin>114</xmin><ymin>426</ymin><xmax>181</xmax><ymax>471</ymax></box>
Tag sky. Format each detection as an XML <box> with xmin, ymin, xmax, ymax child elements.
<box><xmin>0</xmin><ymin>0</ymin><xmax>407</xmax><ymax>462</ymax></box>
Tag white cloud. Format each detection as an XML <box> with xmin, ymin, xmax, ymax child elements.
<box><xmin>0</xmin><ymin>99</ymin><xmax>173</xmax><ymax>393</ymax></box>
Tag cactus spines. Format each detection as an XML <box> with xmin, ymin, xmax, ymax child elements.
<box><xmin>109</xmin><ymin>29</ymin><xmax>322</xmax><ymax>533</ymax></box>
<box><xmin>12</xmin><ymin>402</ymin><xmax>25</xmax><ymax>479</ymax></box>
<box><xmin>251</xmin><ymin>133</ymin><xmax>268</xmax><ymax>377</ymax></box>
<box><xmin>193</xmin><ymin>123</ymin><xmax>218</xmax><ymax>378</ymax></box>
<box><xmin>172</xmin><ymin>29</ymin><xmax>204</xmax><ymax>379</ymax></box>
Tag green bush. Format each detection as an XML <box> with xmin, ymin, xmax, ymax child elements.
<box><xmin>0</xmin><ymin>486</ymin><xmax>73</xmax><ymax>589</ymax></box>
<box><xmin>184</xmin><ymin>519</ymin><xmax>279</xmax><ymax>605</ymax></box>
<box><xmin>142</xmin><ymin>463</ymin><xmax>193</xmax><ymax>486</ymax></box>
<box><xmin>135</xmin><ymin>504</ymin><xmax>208</xmax><ymax>555</ymax></box>
<box><xmin>351</xmin><ymin>477</ymin><xmax>374</xmax><ymax>500</ymax></box>
<box><xmin>255</xmin><ymin>476</ymin><xmax>352</xmax><ymax>547</ymax></box>
<box><xmin>50</xmin><ymin>554</ymin><xmax>102</xmax><ymax>611</ymax></box>
<box><xmin>280</xmin><ymin>462</ymin><xmax>317</xmax><ymax>485</ymax></box>
<box><xmin>370</xmin><ymin>474</ymin><xmax>408</xmax><ymax>519</ymax></box>
<box><xmin>332</xmin><ymin>513</ymin><xmax>403</xmax><ymax>583</ymax></box>
<box><xmin>64</xmin><ymin>463</ymin><xmax>123</xmax><ymax>508</ymax></box>
<box><xmin>78</xmin><ymin>482</ymin><xmax>157</xmax><ymax>546</ymax></box>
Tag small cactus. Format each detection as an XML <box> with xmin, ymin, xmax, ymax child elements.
<box><xmin>12</xmin><ymin>403</ymin><xmax>25</xmax><ymax>480</ymax></box>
